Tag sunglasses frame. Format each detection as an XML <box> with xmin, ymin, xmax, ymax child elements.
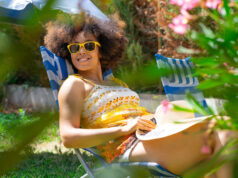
<box><xmin>67</xmin><ymin>41</ymin><xmax>101</xmax><ymax>54</ymax></box>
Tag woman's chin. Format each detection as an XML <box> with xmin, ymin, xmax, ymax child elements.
<box><xmin>76</xmin><ymin>66</ymin><xmax>91</xmax><ymax>71</ymax></box>
<box><xmin>75</xmin><ymin>64</ymin><xmax>96</xmax><ymax>72</ymax></box>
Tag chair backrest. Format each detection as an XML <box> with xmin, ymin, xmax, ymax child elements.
<box><xmin>155</xmin><ymin>53</ymin><xmax>207</xmax><ymax>113</ymax></box>
<box><xmin>40</xmin><ymin>46</ymin><xmax>113</xmax><ymax>109</ymax></box>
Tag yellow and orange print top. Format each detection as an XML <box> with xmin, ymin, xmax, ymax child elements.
<box><xmin>70</xmin><ymin>74</ymin><xmax>150</xmax><ymax>162</ymax></box>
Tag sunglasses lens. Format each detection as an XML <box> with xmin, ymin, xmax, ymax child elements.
<box><xmin>69</xmin><ymin>44</ymin><xmax>79</xmax><ymax>53</ymax></box>
<box><xmin>84</xmin><ymin>42</ymin><xmax>96</xmax><ymax>51</ymax></box>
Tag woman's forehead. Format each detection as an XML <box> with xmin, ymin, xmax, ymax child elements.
<box><xmin>72</xmin><ymin>31</ymin><xmax>96</xmax><ymax>43</ymax></box>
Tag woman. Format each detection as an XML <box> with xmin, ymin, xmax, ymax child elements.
<box><xmin>44</xmin><ymin>15</ymin><xmax>229</xmax><ymax>176</ymax></box>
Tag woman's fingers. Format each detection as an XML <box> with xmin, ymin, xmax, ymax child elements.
<box><xmin>122</xmin><ymin>116</ymin><xmax>156</xmax><ymax>135</ymax></box>
<box><xmin>137</xmin><ymin>123</ymin><xmax>154</xmax><ymax>131</ymax></box>
<box><xmin>136</xmin><ymin>118</ymin><xmax>156</xmax><ymax>132</ymax></box>
<box><xmin>121</xmin><ymin>117</ymin><xmax>139</xmax><ymax>134</ymax></box>
<box><xmin>138</xmin><ymin>118</ymin><xmax>156</xmax><ymax>129</ymax></box>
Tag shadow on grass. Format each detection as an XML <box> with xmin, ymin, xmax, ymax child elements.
<box><xmin>2</xmin><ymin>151</ymin><xmax>90</xmax><ymax>177</ymax></box>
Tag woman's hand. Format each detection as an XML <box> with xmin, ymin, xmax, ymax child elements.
<box><xmin>121</xmin><ymin>115</ymin><xmax>156</xmax><ymax>135</ymax></box>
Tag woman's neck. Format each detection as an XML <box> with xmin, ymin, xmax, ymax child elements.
<box><xmin>78</xmin><ymin>64</ymin><xmax>103</xmax><ymax>84</ymax></box>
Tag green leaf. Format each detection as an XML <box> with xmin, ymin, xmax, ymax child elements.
<box><xmin>0</xmin><ymin>112</ymin><xmax>56</xmax><ymax>175</ymax></box>
<box><xmin>194</xmin><ymin>68</ymin><xmax>224</xmax><ymax>75</ymax></box>
<box><xmin>197</xmin><ymin>80</ymin><xmax>225</xmax><ymax>90</ymax></box>
<box><xmin>177</xmin><ymin>46</ymin><xmax>199</xmax><ymax>55</ymax></box>
<box><xmin>192</xmin><ymin>58</ymin><xmax>218</xmax><ymax>67</ymax></box>
<box><xmin>173</xmin><ymin>104</ymin><xmax>194</xmax><ymax>113</ymax></box>
<box><xmin>199</xmin><ymin>23</ymin><xmax>215</xmax><ymax>39</ymax></box>
<box><xmin>185</xmin><ymin>93</ymin><xmax>209</xmax><ymax>116</ymax></box>
<box><xmin>223</xmin><ymin>0</ymin><xmax>231</xmax><ymax>17</ymax></box>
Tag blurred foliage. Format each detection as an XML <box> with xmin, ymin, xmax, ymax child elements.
<box><xmin>2</xmin><ymin>151</ymin><xmax>86</xmax><ymax>177</ymax></box>
<box><xmin>167</xmin><ymin>0</ymin><xmax>238</xmax><ymax>177</ymax></box>
<box><xmin>0</xmin><ymin>0</ymin><xmax>59</xmax><ymax>175</ymax></box>
<box><xmin>183</xmin><ymin>138</ymin><xmax>238</xmax><ymax>178</ymax></box>
<box><xmin>0</xmin><ymin>109</ymin><xmax>60</xmax><ymax>150</ymax></box>
<box><xmin>187</xmin><ymin>1</ymin><xmax>238</xmax><ymax>129</ymax></box>
<box><xmin>164</xmin><ymin>0</ymin><xmax>238</xmax><ymax>128</ymax></box>
<box><xmin>1</xmin><ymin>0</ymin><xmax>238</xmax><ymax>176</ymax></box>
<box><xmin>156</xmin><ymin>0</ymin><xmax>197</xmax><ymax>58</ymax></box>
<box><xmin>111</xmin><ymin>0</ymin><xmax>163</xmax><ymax>93</ymax></box>
<box><xmin>0</xmin><ymin>109</ymin><xmax>38</xmax><ymax>151</ymax></box>
<box><xmin>0</xmin><ymin>0</ymin><xmax>69</xmax><ymax>89</ymax></box>
<box><xmin>0</xmin><ymin>110</ymin><xmax>57</xmax><ymax>175</ymax></box>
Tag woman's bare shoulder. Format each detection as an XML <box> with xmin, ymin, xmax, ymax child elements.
<box><xmin>58</xmin><ymin>76</ymin><xmax>85</xmax><ymax>100</ymax></box>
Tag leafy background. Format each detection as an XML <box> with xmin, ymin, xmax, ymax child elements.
<box><xmin>0</xmin><ymin>0</ymin><xmax>238</xmax><ymax>177</ymax></box>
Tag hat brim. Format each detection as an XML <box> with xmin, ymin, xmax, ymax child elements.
<box><xmin>136</xmin><ymin>115</ymin><xmax>211</xmax><ymax>140</ymax></box>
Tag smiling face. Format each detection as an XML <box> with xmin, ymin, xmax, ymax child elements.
<box><xmin>69</xmin><ymin>31</ymin><xmax>101</xmax><ymax>72</ymax></box>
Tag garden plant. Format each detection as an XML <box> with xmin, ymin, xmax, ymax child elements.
<box><xmin>0</xmin><ymin>0</ymin><xmax>238</xmax><ymax>177</ymax></box>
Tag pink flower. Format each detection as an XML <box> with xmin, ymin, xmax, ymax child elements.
<box><xmin>172</xmin><ymin>14</ymin><xmax>189</xmax><ymax>24</ymax></box>
<box><xmin>180</xmin><ymin>9</ymin><xmax>194</xmax><ymax>19</ymax></box>
<box><xmin>169</xmin><ymin>15</ymin><xmax>190</xmax><ymax>35</ymax></box>
<box><xmin>223</xmin><ymin>62</ymin><xmax>229</xmax><ymax>67</ymax></box>
<box><xmin>161</xmin><ymin>100</ymin><xmax>173</xmax><ymax>114</ymax></box>
<box><xmin>223</xmin><ymin>62</ymin><xmax>235</xmax><ymax>72</ymax></box>
<box><xmin>181</xmin><ymin>0</ymin><xmax>200</xmax><ymax>10</ymax></box>
<box><xmin>170</xmin><ymin>0</ymin><xmax>200</xmax><ymax>10</ymax></box>
<box><xmin>170</xmin><ymin>0</ymin><xmax>184</xmax><ymax>6</ymax></box>
<box><xmin>201</xmin><ymin>145</ymin><xmax>211</xmax><ymax>154</ymax></box>
<box><xmin>206</xmin><ymin>0</ymin><xmax>221</xmax><ymax>9</ymax></box>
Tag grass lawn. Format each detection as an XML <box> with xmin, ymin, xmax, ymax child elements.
<box><xmin>3</xmin><ymin>151</ymin><xmax>86</xmax><ymax>177</ymax></box>
<box><xmin>0</xmin><ymin>110</ymin><xmax>88</xmax><ymax>177</ymax></box>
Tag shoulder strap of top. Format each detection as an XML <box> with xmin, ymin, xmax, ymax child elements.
<box><xmin>110</xmin><ymin>76</ymin><xmax>128</xmax><ymax>88</ymax></box>
<box><xmin>69</xmin><ymin>74</ymin><xmax>128</xmax><ymax>87</ymax></box>
<box><xmin>70</xmin><ymin>74</ymin><xmax>96</xmax><ymax>86</ymax></box>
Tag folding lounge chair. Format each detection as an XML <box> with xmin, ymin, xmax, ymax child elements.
<box><xmin>40</xmin><ymin>46</ymin><xmax>180</xmax><ymax>178</ymax></box>
<box><xmin>155</xmin><ymin>53</ymin><xmax>208</xmax><ymax>117</ymax></box>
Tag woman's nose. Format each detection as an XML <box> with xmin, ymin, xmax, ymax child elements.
<box><xmin>78</xmin><ymin>46</ymin><xmax>86</xmax><ymax>54</ymax></box>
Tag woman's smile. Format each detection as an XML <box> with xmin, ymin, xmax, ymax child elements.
<box><xmin>76</xmin><ymin>56</ymin><xmax>91</xmax><ymax>63</ymax></box>
<box><xmin>70</xmin><ymin>32</ymin><xmax>101</xmax><ymax>71</ymax></box>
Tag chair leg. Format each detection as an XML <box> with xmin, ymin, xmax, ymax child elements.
<box><xmin>74</xmin><ymin>149</ymin><xmax>95</xmax><ymax>178</ymax></box>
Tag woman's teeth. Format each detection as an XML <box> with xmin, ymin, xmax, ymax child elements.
<box><xmin>78</xmin><ymin>58</ymin><xmax>89</xmax><ymax>62</ymax></box>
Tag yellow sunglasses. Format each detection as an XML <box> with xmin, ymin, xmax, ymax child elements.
<box><xmin>67</xmin><ymin>41</ymin><xmax>101</xmax><ymax>54</ymax></box>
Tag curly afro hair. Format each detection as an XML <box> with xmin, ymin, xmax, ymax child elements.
<box><xmin>44</xmin><ymin>14</ymin><xmax>128</xmax><ymax>73</ymax></box>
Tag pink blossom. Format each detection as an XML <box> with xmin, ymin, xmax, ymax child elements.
<box><xmin>223</xmin><ymin>62</ymin><xmax>229</xmax><ymax>67</ymax></box>
<box><xmin>206</xmin><ymin>0</ymin><xmax>221</xmax><ymax>9</ymax></box>
<box><xmin>170</xmin><ymin>0</ymin><xmax>200</xmax><ymax>10</ymax></box>
<box><xmin>161</xmin><ymin>100</ymin><xmax>173</xmax><ymax>114</ymax></box>
<box><xmin>223</xmin><ymin>62</ymin><xmax>235</xmax><ymax>72</ymax></box>
<box><xmin>172</xmin><ymin>14</ymin><xmax>189</xmax><ymax>24</ymax></box>
<box><xmin>181</xmin><ymin>0</ymin><xmax>200</xmax><ymax>10</ymax></box>
<box><xmin>201</xmin><ymin>145</ymin><xmax>211</xmax><ymax>154</ymax></box>
<box><xmin>180</xmin><ymin>9</ymin><xmax>194</xmax><ymax>19</ymax></box>
<box><xmin>170</xmin><ymin>0</ymin><xmax>184</xmax><ymax>6</ymax></box>
<box><xmin>169</xmin><ymin>15</ymin><xmax>189</xmax><ymax>35</ymax></box>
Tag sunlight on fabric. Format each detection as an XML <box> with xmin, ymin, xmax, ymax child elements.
<box><xmin>0</xmin><ymin>0</ymin><xmax>109</xmax><ymax>21</ymax></box>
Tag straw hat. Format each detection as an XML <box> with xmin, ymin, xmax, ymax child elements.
<box><xmin>136</xmin><ymin>100</ymin><xmax>211</xmax><ymax>140</ymax></box>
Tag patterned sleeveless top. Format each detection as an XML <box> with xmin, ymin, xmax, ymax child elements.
<box><xmin>70</xmin><ymin>74</ymin><xmax>150</xmax><ymax>162</ymax></box>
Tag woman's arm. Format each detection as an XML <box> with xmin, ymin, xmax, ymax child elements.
<box><xmin>58</xmin><ymin>77</ymin><xmax>138</xmax><ymax>148</ymax></box>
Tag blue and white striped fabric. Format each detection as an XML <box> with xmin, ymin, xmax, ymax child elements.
<box><xmin>40</xmin><ymin>46</ymin><xmax>75</xmax><ymax>109</ymax></box>
<box><xmin>155</xmin><ymin>53</ymin><xmax>207</xmax><ymax>110</ymax></box>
